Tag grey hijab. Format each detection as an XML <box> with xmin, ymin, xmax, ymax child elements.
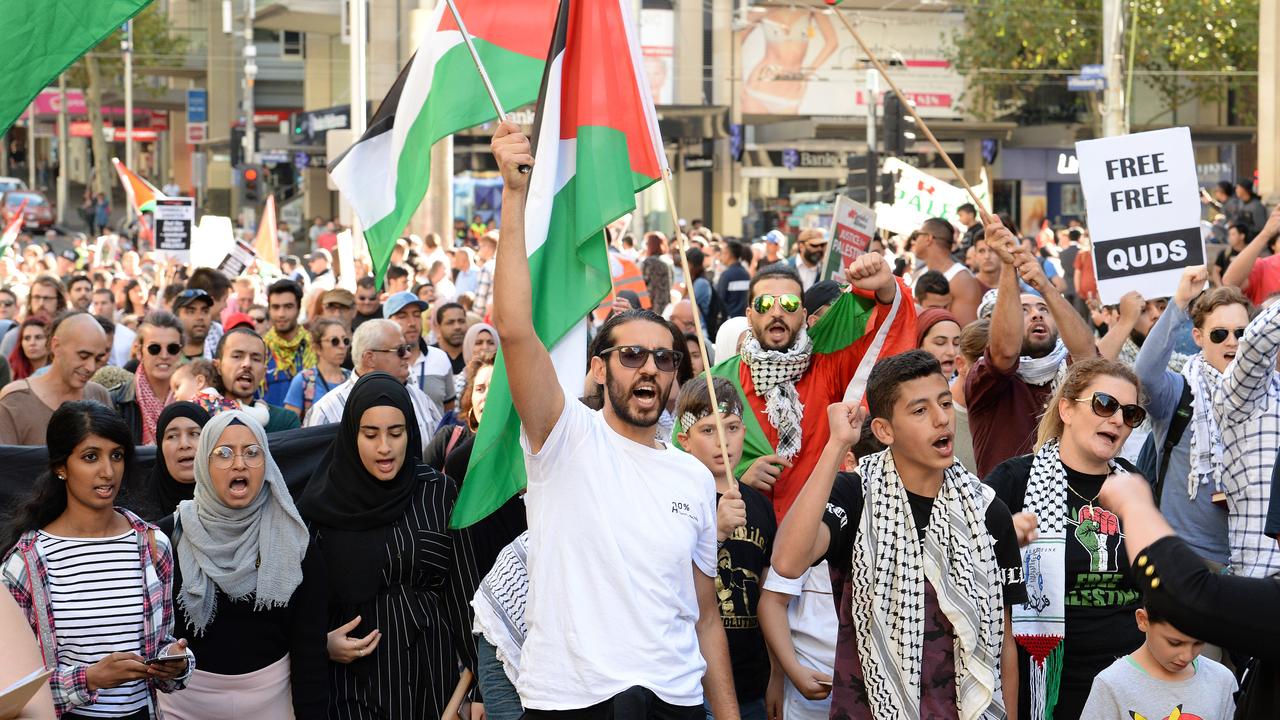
<box><xmin>176</xmin><ymin>410</ymin><xmax>309</xmax><ymax>635</ymax></box>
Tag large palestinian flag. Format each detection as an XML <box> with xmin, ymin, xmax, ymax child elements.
<box><xmin>0</xmin><ymin>1</ymin><xmax>153</xmax><ymax>134</ymax></box>
<box><xmin>328</xmin><ymin>0</ymin><xmax>557</xmax><ymax>287</ymax></box>
<box><xmin>452</xmin><ymin>0</ymin><xmax>667</xmax><ymax>528</ymax></box>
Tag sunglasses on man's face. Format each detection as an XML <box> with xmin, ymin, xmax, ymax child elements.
<box><xmin>146</xmin><ymin>342</ymin><xmax>182</xmax><ymax>357</ymax></box>
<box><xmin>1073</xmin><ymin>392</ymin><xmax>1147</xmax><ymax>428</ymax></box>
<box><xmin>1208</xmin><ymin>327</ymin><xmax>1246</xmax><ymax>344</ymax></box>
<box><xmin>370</xmin><ymin>343</ymin><xmax>414</xmax><ymax>359</ymax></box>
<box><xmin>752</xmin><ymin>293</ymin><xmax>802</xmax><ymax>314</ymax></box>
<box><xmin>597</xmin><ymin>345</ymin><xmax>683</xmax><ymax>373</ymax></box>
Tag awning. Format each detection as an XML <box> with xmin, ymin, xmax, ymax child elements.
<box><xmin>255</xmin><ymin>0</ymin><xmax>342</xmax><ymax>34</ymax></box>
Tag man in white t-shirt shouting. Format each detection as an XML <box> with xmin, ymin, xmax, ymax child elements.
<box><xmin>491</xmin><ymin>121</ymin><xmax>738</xmax><ymax>720</ymax></box>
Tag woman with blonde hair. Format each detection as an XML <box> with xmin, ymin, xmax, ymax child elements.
<box><xmin>984</xmin><ymin>357</ymin><xmax>1147</xmax><ymax>720</ymax></box>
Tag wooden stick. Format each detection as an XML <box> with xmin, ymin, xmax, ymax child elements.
<box><xmin>441</xmin><ymin>668</ymin><xmax>474</xmax><ymax>720</ymax></box>
<box><xmin>661</xmin><ymin>171</ymin><xmax>738</xmax><ymax>492</ymax></box>
<box><xmin>826</xmin><ymin>3</ymin><xmax>991</xmax><ymax>221</ymax></box>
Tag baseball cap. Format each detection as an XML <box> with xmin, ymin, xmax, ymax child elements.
<box><xmin>171</xmin><ymin>288</ymin><xmax>213</xmax><ymax>312</ymax></box>
<box><xmin>322</xmin><ymin>288</ymin><xmax>355</xmax><ymax>308</ymax></box>
<box><xmin>803</xmin><ymin>280</ymin><xmax>843</xmax><ymax>317</ymax></box>
<box><xmin>383</xmin><ymin>291</ymin><xmax>428</xmax><ymax>318</ymax></box>
<box><xmin>224</xmin><ymin>312</ymin><xmax>256</xmax><ymax>331</ymax></box>
<box><xmin>304</xmin><ymin>248</ymin><xmax>332</xmax><ymax>264</ymax></box>
<box><xmin>764</xmin><ymin>229</ymin><xmax>786</xmax><ymax>245</ymax></box>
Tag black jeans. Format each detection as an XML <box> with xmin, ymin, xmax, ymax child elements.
<box><xmin>522</xmin><ymin>687</ymin><xmax>702</xmax><ymax>720</ymax></box>
<box><xmin>64</xmin><ymin>710</ymin><xmax>150</xmax><ymax>720</ymax></box>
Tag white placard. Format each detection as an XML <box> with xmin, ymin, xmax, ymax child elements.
<box><xmin>153</xmin><ymin>197</ymin><xmax>195</xmax><ymax>264</ymax></box>
<box><xmin>820</xmin><ymin>195</ymin><xmax>876</xmax><ymax>283</ymax></box>
<box><xmin>1076</xmin><ymin>127</ymin><xmax>1205</xmax><ymax>305</ymax></box>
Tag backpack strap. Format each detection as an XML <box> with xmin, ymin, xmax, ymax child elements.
<box><xmin>445</xmin><ymin>425</ymin><xmax>465</xmax><ymax>458</ymax></box>
<box><xmin>1154</xmin><ymin>377</ymin><xmax>1196</xmax><ymax>504</ymax></box>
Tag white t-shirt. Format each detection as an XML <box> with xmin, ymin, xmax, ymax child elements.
<box><xmin>518</xmin><ymin>398</ymin><xmax>718</xmax><ymax>710</ymax></box>
<box><xmin>761</xmin><ymin>563</ymin><xmax>837</xmax><ymax>720</ymax></box>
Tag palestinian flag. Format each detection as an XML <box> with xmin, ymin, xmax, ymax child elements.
<box><xmin>112</xmin><ymin>157</ymin><xmax>165</xmax><ymax>214</ymax></box>
<box><xmin>0</xmin><ymin>198</ymin><xmax>28</xmax><ymax>259</ymax></box>
<box><xmin>452</xmin><ymin>0</ymin><xmax>667</xmax><ymax>528</ymax></box>
<box><xmin>0</xmin><ymin>1</ymin><xmax>153</xmax><ymax>134</ymax></box>
<box><xmin>328</xmin><ymin>0</ymin><xmax>557</xmax><ymax>288</ymax></box>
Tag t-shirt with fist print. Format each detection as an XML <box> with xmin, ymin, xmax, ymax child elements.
<box><xmin>984</xmin><ymin>454</ymin><xmax>1145</xmax><ymax>720</ymax></box>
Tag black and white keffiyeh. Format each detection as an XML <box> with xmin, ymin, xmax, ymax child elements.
<box><xmin>740</xmin><ymin>328</ymin><xmax>813</xmax><ymax>460</ymax></box>
<box><xmin>1181</xmin><ymin>353</ymin><xmax>1225</xmax><ymax>500</ymax></box>
<box><xmin>850</xmin><ymin>450</ymin><xmax>1005</xmax><ymax>720</ymax></box>
<box><xmin>1017</xmin><ymin>339</ymin><xmax>1069</xmax><ymax>388</ymax></box>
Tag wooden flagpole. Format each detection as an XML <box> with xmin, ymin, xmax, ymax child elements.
<box><xmin>661</xmin><ymin>172</ymin><xmax>738</xmax><ymax>492</ymax></box>
<box><xmin>825</xmin><ymin>2</ymin><xmax>992</xmax><ymax>221</ymax></box>
<box><xmin>440</xmin><ymin>668</ymin><xmax>473</xmax><ymax>720</ymax></box>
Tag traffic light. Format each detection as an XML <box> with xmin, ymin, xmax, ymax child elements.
<box><xmin>236</xmin><ymin>164</ymin><xmax>264</xmax><ymax>207</ymax></box>
<box><xmin>879</xmin><ymin>170</ymin><xmax>899</xmax><ymax>205</ymax></box>
<box><xmin>882</xmin><ymin>93</ymin><xmax>916</xmax><ymax>157</ymax></box>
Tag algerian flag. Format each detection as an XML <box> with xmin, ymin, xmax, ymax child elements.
<box><xmin>452</xmin><ymin>0</ymin><xmax>667</xmax><ymax>528</ymax></box>
<box><xmin>112</xmin><ymin>157</ymin><xmax>165</xmax><ymax>214</ymax></box>
<box><xmin>328</xmin><ymin>0</ymin><xmax>557</xmax><ymax>288</ymax></box>
<box><xmin>0</xmin><ymin>1</ymin><xmax>153</xmax><ymax>135</ymax></box>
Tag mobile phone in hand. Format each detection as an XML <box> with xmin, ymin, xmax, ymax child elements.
<box><xmin>145</xmin><ymin>654</ymin><xmax>187</xmax><ymax>665</ymax></box>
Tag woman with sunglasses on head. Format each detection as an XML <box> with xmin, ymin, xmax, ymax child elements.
<box><xmin>983</xmin><ymin>358</ymin><xmax>1148</xmax><ymax>720</ymax></box>
<box><xmin>300</xmin><ymin>372</ymin><xmax>480</xmax><ymax>720</ymax></box>
<box><xmin>111</xmin><ymin>312</ymin><xmax>185</xmax><ymax>445</ymax></box>
<box><xmin>155</xmin><ymin>410</ymin><xmax>327</xmax><ymax>720</ymax></box>
<box><xmin>1</xmin><ymin>401</ymin><xmax>192</xmax><ymax>720</ymax></box>
<box><xmin>1131</xmin><ymin>266</ymin><xmax>1248</xmax><ymax>577</ymax></box>
<box><xmin>284</xmin><ymin>319</ymin><xmax>351</xmax><ymax>420</ymax></box>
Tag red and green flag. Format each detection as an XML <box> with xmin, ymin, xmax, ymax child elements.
<box><xmin>112</xmin><ymin>157</ymin><xmax>165</xmax><ymax>214</ymax></box>
<box><xmin>452</xmin><ymin>0</ymin><xmax>667</xmax><ymax>528</ymax></box>
<box><xmin>0</xmin><ymin>1</ymin><xmax>153</xmax><ymax>134</ymax></box>
<box><xmin>328</xmin><ymin>0</ymin><xmax>557</xmax><ymax>288</ymax></box>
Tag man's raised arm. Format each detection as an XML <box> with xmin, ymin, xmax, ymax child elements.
<box><xmin>490</xmin><ymin>121</ymin><xmax>563</xmax><ymax>452</ymax></box>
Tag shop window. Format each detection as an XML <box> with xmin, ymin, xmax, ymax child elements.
<box><xmin>281</xmin><ymin>31</ymin><xmax>304</xmax><ymax>59</ymax></box>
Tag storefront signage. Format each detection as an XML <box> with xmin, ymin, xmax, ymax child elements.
<box><xmin>767</xmin><ymin>150</ymin><xmax>843</xmax><ymax>169</ymax></box>
<box><xmin>1076</xmin><ymin>127</ymin><xmax>1204</xmax><ymax>304</ymax></box>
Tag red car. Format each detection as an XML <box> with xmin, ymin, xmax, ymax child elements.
<box><xmin>1</xmin><ymin>191</ymin><xmax>54</xmax><ymax>231</ymax></box>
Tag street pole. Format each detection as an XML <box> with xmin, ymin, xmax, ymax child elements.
<box><xmin>1101</xmin><ymin>0</ymin><xmax>1128</xmax><ymax>136</ymax></box>
<box><xmin>348</xmin><ymin>0</ymin><xmax>367</xmax><ymax>264</ymax></box>
<box><xmin>244</xmin><ymin>0</ymin><xmax>258</xmax><ymax>167</ymax></box>
<box><xmin>124</xmin><ymin>21</ymin><xmax>134</xmax><ymax>174</ymax></box>
<box><xmin>865</xmin><ymin>69</ymin><xmax>878</xmax><ymax>203</ymax></box>
<box><xmin>57</xmin><ymin>75</ymin><xmax>67</xmax><ymax>224</ymax></box>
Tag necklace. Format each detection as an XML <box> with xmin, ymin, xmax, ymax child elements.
<box><xmin>1066</xmin><ymin>482</ymin><xmax>1101</xmax><ymax>512</ymax></box>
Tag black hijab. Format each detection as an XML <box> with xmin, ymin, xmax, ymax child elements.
<box><xmin>300</xmin><ymin>372</ymin><xmax>424</xmax><ymax>531</ymax></box>
<box><xmin>148</xmin><ymin>402</ymin><xmax>212</xmax><ymax>519</ymax></box>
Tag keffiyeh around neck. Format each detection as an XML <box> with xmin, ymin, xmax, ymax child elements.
<box><xmin>1182</xmin><ymin>354</ymin><xmax>1225</xmax><ymax>500</ymax></box>
<box><xmin>740</xmin><ymin>327</ymin><xmax>812</xmax><ymax>460</ymax></box>
<box><xmin>135</xmin><ymin>363</ymin><xmax>169</xmax><ymax>445</ymax></box>
<box><xmin>850</xmin><ymin>451</ymin><xmax>1004</xmax><ymax>720</ymax></box>
<box><xmin>1018</xmin><ymin>339</ymin><xmax>1068</xmax><ymax>388</ymax></box>
<box><xmin>176</xmin><ymin>410</ymin><xmax>309</xmax><ymax>635</ymax></box>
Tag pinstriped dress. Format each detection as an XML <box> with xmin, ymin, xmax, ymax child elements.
<box><xmin>319</xmin><ymin>468</ymin><xmax>481</xmax><ymax>720</ymax></box>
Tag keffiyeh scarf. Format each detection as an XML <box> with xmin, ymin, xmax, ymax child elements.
<box><xmin>263</xmin><ymin>326</ymin><xmax>317</xmax><ymax>378</ymax></box>
<box><xmin>740</xmin><ymin>328</ymin><xmax>813</xmax><ymax>460</ymax></box>
<box><xmin>850</xmin><ymin>450</ymin><xmax>1005</xmax><ymax>720</ymax></box>
<box><xmin>1181</xmin><ymin>354</ymin><xmax>1225</xmax><ymax>500</ymax></box>
<box><xmin>135</xmin><ymin>364</ymin><xmax>169</xmax><ymax>445</ymax></box>
<box><xmin>1018</xmin><ymin>339</ymin><xmax>1069</xmax><ymax>389</ymax></box>
<box><xmin>1014</xmin><ymin>439</ymin><xmax>1123</xmax><ymax>720</ymax></box>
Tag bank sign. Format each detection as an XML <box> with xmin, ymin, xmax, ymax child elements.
<box><xmin>1076</xmin><ymin>127</ymin><xmax>1204</xmax><ymax>305</ymax></box>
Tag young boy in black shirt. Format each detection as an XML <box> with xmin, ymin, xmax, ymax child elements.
<box><xmin>773</xmin><ymin>350</ymin><xmax>1026</xmax><ymax>719</ymax></box>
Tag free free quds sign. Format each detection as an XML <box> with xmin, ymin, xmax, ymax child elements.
<box><xmin>1076</xmin><ymin>126</ymin><xmax>1205</xmax><ymax>305</ymax></box>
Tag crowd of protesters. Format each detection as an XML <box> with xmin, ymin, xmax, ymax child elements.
<box><xmin>2</xmin><ymin>123</ymin><xmax>1280</xmax><ymax>720</ymax></box>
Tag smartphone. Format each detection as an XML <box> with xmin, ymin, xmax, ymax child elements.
<box><xmin>145</xmin><ymin>654</ymin><xmax>187</xmax><ymax>665</ymax></box>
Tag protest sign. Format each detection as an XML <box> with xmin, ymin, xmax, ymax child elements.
<box><xmin>1076</xmin><ymin>127</ymin><xmax>1204</xmax><ymax>305</ymax></box>
<box><xmin>874</xmin><ymin>157</ymin><xmax>990</xmax><ymax>236</ymax></box>
<box><xmin>153</xmin><ymin>197</ymin><xmax>195</xmax><ymax>264</ymax></box>
<box><xmin>820</xmin><ymin>194</ymin><xmax>876</xmax><ymax>282</ymax></box>
<box><xmin>192</xmin><ymin>215</ymin><xmax>235</xmax><ymax>269</ymax></box>
<box><xmin>216</xmin><ymin>239</ymin><xmax>257</xmax><ymax>279</ymax></box>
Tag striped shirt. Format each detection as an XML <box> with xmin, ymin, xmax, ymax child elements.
<box><xmin>37</xmin><ymin>529</ymin><xmax>149</xmax><ymax>718</ymax></box>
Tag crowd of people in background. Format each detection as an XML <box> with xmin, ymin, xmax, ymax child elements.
<box><xmin>1</xmin><ymin>124</ymin><xmax>1280</xmax><ymax>720</ymax></box>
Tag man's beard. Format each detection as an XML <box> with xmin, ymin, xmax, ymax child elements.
<box><xmin>605</xmin><ymin>367</ymin><xmax>671</xmax><ymax>429</ymax></box>
<box><xmin>1021</xmin><ymin>331</ymin><xmax>1059</xmax><ymax>358</ymax></box>
<box><xmin>276</xmin><ymin>319</ymin><xmax>297</xmax><ymax>335</ymax></box>
<box><xmin>756</xmin><ymin>319</ymin><xmax>799</xmax><ymax>352</ymax></box>
<box><xmin>803</xmin><ymin>250</ymin><xmax>823</xmax><ymax>265</ymax></box>
<box><xmin>1129</xmin><ymin>328</ymin><xmax>1146</xmax><ymax>348</ymax></box>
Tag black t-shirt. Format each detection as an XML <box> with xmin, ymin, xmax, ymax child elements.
<box><xmin>715</xmin><ymin>482</ymin><xmax>777</xmax><ymax>702</ymax></box>
<box><xmin>434</xmin><ymin>343</ymin><xmax>466</xmax><ymax>375</ymax></box>
<box><xmin>1214</xmin><ymin>246</ymin><xmax>1239</xmax><ymax>277</ymax></box>
<box><xmin>818</xmin><ymin>471</ymin><xmax>1025</xmax><ymax>718</ymax></box>
<box><xmin>983</xmin><ymin>454</ymin><xmax>1145</xmax><ymax>720</ymax></box>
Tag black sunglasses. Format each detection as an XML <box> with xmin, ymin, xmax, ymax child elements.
<box><xmin>598</xmin><ymin>345</ymin><xmax>683</xmax><ymax>373</ymax></box>
<box><xmin>1073</xmin><ymin>392</ymin><xmax>1147</xmax><ymax>428</ymax></box>
<box><xmin>370</xmin><ymin>343</ymin><xmax>413</xmax><ymax>359</ymax></box>
<box><xmin>327</xmin><ymin>336</ymin><xmax>352</xmax><ymax>348</ymax></box>
<box><xmin>146</xmin><ymin>342</ymin><xmax>182</xmax><ymax>357</ymax></box>
<box><xmin>1208</xmin><ymin>327</ymin><xmax>1246</xmax><ymax>344</ymax></box>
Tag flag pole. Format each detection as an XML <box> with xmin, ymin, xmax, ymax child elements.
<box><xmin>442</xmin><ymin>0</ymin><xmax>530</xmax><ymax>174</ymax></box>
<box><xmin>661</xmin><ymin>171</ymin><xmax>738</xmax><ymax>492</ymax></box>
<box><xmin>825</xmin><ymin>2</ymin><xmax>991</xmax><ymax>221</ymax></box>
